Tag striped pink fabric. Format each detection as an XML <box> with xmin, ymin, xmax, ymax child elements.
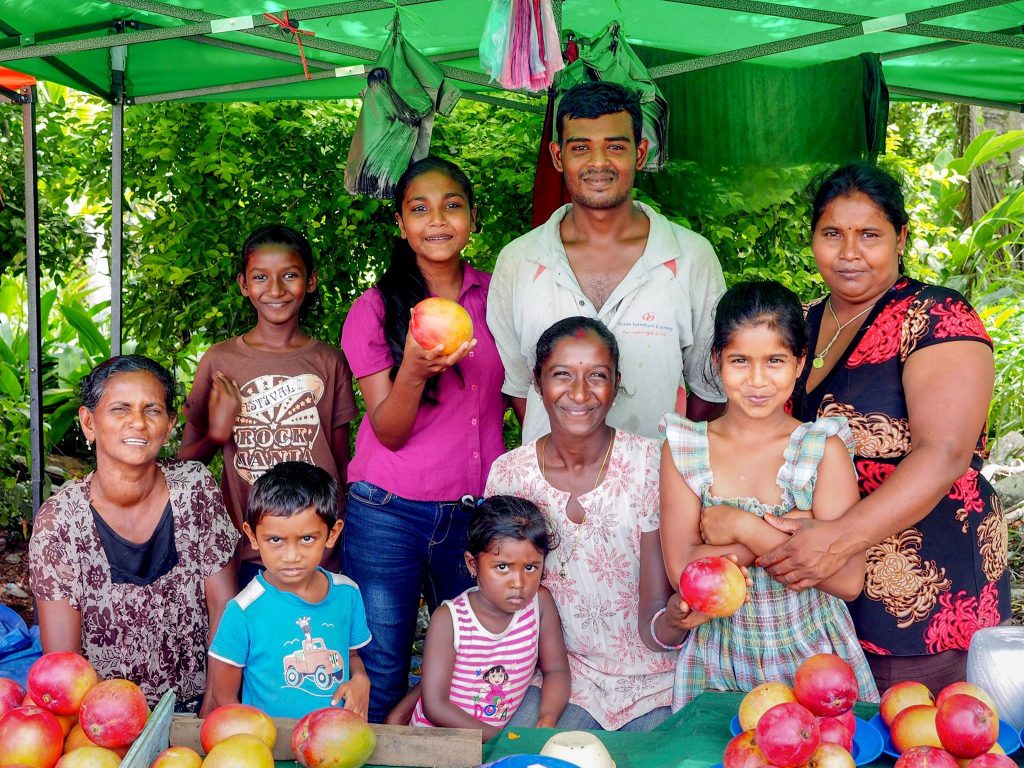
<box><xmin>410</xmin><ymin>588</ymin><xmax>540</xmax><ymax>728</ymax></box>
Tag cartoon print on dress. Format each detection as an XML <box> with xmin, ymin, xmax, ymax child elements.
<box><xmin>864</xmin><ymin>528</ymin><xmax>951</xmax><ymax>628</ymax></box>
<box><xmin>473</xmin><ymin>665</ymin><xmax>510</xmax><ymax>721</ymax></box>
<box><xmin>282</xmin><ymin>616</ymin><xmax>345</xmax><ymax>694</ymax></box>
<box><xmin>233</xmin><ymin>373</ymin><xmax>325</xmax><ymax>483</ymax></box>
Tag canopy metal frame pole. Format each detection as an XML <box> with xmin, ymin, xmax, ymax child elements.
<box><xmin>880</xmin><ymin>24</ymin><xmax>1023</xmax><ymax>60</ymax></box>
<box><xmin>106</xmin><ymin>0</ymin><xmax>529</xmax><ymax>100</ymax></box>
<box><xmin>0</xmin><ymin>83</ymin><xmax>27</xmax><ymax>103</ymax></box>
<box><xmin>0</xmin><ymin>2</ymin><xmax>387</xmax><ymax>61</ymax></box>
<box><xmin>0</xmin><ymin>0</ymin><xmax>496</xmax><ymax>89</ymax></box>
<box><xmin>113</xmin><ymin>18</ymin><xmax>482</xmax><ymax>69</ymax></box>
<box><xmin>0</xmin><ymin>16</ymin><xmax>109</xmax><ymax>97</ymax></box>
<box><xmin>130</xmin><ymin>63</ymin><xmax>368</xmax><ymax>102</ymax></box>
<box><xmin>126</xmin><ymin>21</ymin><xmax>519</xmax><ymax>103</ymax></box>
<box><xmin>889</xmin><ymin>85</ymin><xmax>1024</xmax><ymax>112</ymax></box>
<box><xmin>125</xmin><ymin>0</ymin><xmax>501</xmax><ymax>89</ymax></box>
<box><xmin>649</xmin><ymin>0</ymin><xmax>1024</xmax><ymax>79</ymax></box>
<box><xmin>130</xmin><ymin>60</ymin><xmax>542</xmax><ymax>112</ymax></box>
<box><xmin>22</xmin><ymin>85</ymin><xmax>44</xmax><ymax>515</ymax></box>
<box><xmin>658</xmin><ymin>0</ymin><xmax>1024</xmax><ymax>49</ymax></box>
<box><xmin>111</xmin><ymin>41</ymin><xmax>126</xmax><ymax>356</ymax></box>
<box><xmin>0</xmin><ymin>1</ymin><xmax>409</xmax><ymax>61</ymax></box>
<box><xmin>0</xmin><ymin>19</ymin><xmax>123</xmax><ymax>49</ymax></box>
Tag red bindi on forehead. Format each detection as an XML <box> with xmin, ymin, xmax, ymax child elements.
<box><xmin>574</xmin><ymin>328</ymin><xmax>586</xmax><ymax>338</ymax></box>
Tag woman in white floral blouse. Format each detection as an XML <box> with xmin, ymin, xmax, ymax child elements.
<box><xmin>29</xmin><ymin>356</ymin><xmax>237</xmax><ymax>711</ymax></box>
<box><xmin>485</xmin><ymin>317</ymin><xmax>689</xmax><ymax>732</ymax></box>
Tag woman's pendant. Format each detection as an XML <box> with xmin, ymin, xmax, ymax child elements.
<box><xmin>558</xmin><ymin>565</ymin><xmax>566</xmax><ymax>579</ymax></box>
<box><xmin>812</xmin><ymin>356</ymin><xmax>825</xmax><ymax>369</ymax></box>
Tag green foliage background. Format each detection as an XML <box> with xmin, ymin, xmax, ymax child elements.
<box><xmin>121</xmin><ymin>98</ymin><xmax>540</xmax><ymax>371</ymax></box>
<box><xmin>2</xmin><ymin>92</ymin><xmax>1023</xmax><ymax>535</ymax></box>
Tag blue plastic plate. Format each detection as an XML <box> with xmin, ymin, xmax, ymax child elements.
<box><xmin>484</xmin><ymin>756</ymin><xmax>583</xmax><ymax>768</ymax></box>
<box><xmin>868</xmin><ymin>713</ymin><xmax>1020</xmax><ymax>758</ymax></box>
<box><xmin>730</xmin><ymin>714</ymin><xmax>883</xmax><ymax>766</ymax></box>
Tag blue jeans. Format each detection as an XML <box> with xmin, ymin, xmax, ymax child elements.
<box><xmin>342</xmin><ymin>481</ymin><xmax>475</xmax><ymax>723</ymax></box>
<box><xmin>507</xmin><ymin>685</ymin><xmax>671</xmax><ymax>732</ymax></box>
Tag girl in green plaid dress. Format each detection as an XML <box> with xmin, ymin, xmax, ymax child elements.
<box><xmin>659</xmin><ymin>281</ymin><xmax>878</xmax><ymax>710</ymax></box>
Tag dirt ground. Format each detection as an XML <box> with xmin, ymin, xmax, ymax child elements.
<box><xmin>0</xmin><ymin>536</ymin><xmax>33</xmax><ymax>626</ymax></box>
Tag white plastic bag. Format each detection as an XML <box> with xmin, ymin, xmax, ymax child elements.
<box><xmin>967</xmin><ymin>626</ymin><xmax>1024</xmax><ymax>729</ymax></box>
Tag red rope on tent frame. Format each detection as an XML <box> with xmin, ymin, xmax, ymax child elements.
<box><xmin>263</xmin><ymin>10</ymin><xmax>315</xmax><ymax>80</ymax></box>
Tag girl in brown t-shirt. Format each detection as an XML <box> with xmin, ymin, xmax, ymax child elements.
<box><xmin>179</xmin><ymin>225</ymin><xmax>357</xmax><ymax>587</ymax></box>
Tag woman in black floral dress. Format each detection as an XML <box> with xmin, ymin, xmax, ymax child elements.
<box><xmin>757</xmin><ymin>164</ymin><xmax>1009</xmax><ymax>694</ymax></box>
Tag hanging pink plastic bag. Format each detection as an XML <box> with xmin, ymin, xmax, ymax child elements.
<box><xmin>480</xmin><ymin>0</ymin><xmax>512</xmax><ymax>81</ymax></box>
<box><xmin>481</xmin><ymin>0</ymin><xmax>562</xmax><ymax>92</ymax></box>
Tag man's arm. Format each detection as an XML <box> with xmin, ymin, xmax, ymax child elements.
<box><xmin>510</xmin><ymin>396</ymin><xmax>527</xmax><ymax>427</ymax></box>
<box><xmin>487</xmin><ymin>250</ymin><xmax>533</xmax><ymax>406</ymax></box>
<box><xmin>679</xmin><ymin>233</ymin><xmax>727</xmax><ymax>419</ymax></box>
<box><xmin>685</xmin><ymin>393</ymin><xmax>724</xmax><ymax>422</ymax></box>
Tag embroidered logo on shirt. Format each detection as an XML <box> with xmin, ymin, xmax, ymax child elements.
<box><xmin>233</xmin><ymin>373</ymin><xmax>325</xmax><ymax>484</ymax></box>
<box><xmin>618</xmin><ymin>315</ymin><xmax>673</xmax><ymax>338</ymax></box>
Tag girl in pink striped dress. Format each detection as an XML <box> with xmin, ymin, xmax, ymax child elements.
<box><xmin>410</xmin><ymin>496</ymin><xmax>570</xmax><ymax>741</ymax></box>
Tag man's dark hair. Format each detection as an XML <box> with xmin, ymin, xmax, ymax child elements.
<box><xmin>246</xmin><ymin>461</ymin><xmax>338</xmax><ymax>529</ymax></box>
<box><xmin>556</xmin><ymin>81</ymin><xmax>643</xmax><ymax>144</ymax></box>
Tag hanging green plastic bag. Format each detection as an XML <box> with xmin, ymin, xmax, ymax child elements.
<box><xmin>480</xmin><ymin>0</ymin><xmax>512</xmax><ymax>81</ymax></box>
<box><xmin>345</xmin><ymin>14</ymin><xmax>461</xmax><ymax>198</ymax></box>
<box><xmin>555</xmin><ymin>22</ymin><xmax>667</xmax><ymax>171</ymax></box>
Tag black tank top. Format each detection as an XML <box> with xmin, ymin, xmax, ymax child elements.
<box><xmin>92</xmin><ymin>501</ymin><xmax>178</xmax><ymax>586</ymax></box>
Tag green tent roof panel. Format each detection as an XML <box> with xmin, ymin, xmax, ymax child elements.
<box><xmin>1</xmin><ymin>1</ymin><xmax>1022</xmax><ymax>108</ymax></box>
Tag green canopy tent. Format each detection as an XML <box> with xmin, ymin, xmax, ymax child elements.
<box><xmin>2</xmin><ymin>0</ymin><xmax>1024</xmax><ymax>511</ymax></box>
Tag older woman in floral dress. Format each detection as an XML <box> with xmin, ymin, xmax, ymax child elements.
<box><xmin>30</xmin><ymin>356</ymin><xmax>237</xmax><ymax>711</ymax></box>
<box><xmin>486</xmin><ymin>317</ymin><xmax>689</xmax><ymax>732</ymax></box>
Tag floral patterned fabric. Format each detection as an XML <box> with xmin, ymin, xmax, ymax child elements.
<box><xmin>793</xmin><ymin>277</ymin><xmax>1010</xmax><ymax>656</ymax></box>
<box><xmin>485</xmin><ymin>430</ymin><xmax>675</xmax><ymax>730</ymax></box>
<box><xmin>29</xmin><ymin>460</ymin><xmax>238</xmax><ymax>705</ymax></box>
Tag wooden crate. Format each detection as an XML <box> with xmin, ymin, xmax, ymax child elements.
<box><xmin>120</xmin><ymin>690</ymin><xmax>177</xmax><ymax>768</ymax></box>
<box><xmin>169</xmin><ymin>715</ymin><xmax>483</xmax><ymax>768</ymax></box>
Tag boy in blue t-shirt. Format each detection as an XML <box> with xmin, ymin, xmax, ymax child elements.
<box><xmin>205</xmin><ymin>461</ymin><xmax>371</xmax><ymax>718</ymax></box>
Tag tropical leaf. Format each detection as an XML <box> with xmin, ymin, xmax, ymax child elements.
<box><xmin>58</xmin><ymin>304</ymin><xmax>110</xmax><ymax>360</ymax></box>
<box><xmin>0</xmin><ymin>363</ymin><xmax>22</xmax><ymax>398</ymax></box>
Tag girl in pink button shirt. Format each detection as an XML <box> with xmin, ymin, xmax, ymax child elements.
<box><xmin>340</xmin><ymin>157</ymin><xmax>507</xmax><ymax>722</ymax></box>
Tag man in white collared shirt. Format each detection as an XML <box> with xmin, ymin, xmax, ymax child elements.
<box><xmin>488</xmin><ymin>81</ymin><xmax>726</xmax><ymax>442</ymax></box>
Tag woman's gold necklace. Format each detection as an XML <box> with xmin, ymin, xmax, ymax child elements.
<box><xmin>540</xmin><ymin>428</ymin><xmax>615</xmax><ymax>579</ymax></box>
<box><xmin>812</xmin><ymin>299</ymin><xmax>875</xmax><ymax>369</ymax></box>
